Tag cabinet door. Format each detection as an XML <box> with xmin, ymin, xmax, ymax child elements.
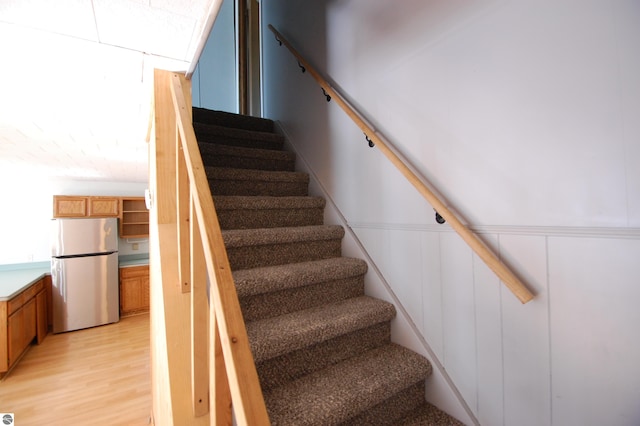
<box><xmin>88</xmin><ymin>197</ymin><xmax>119</xmax><ymax>217</ymax></box>
<box><xmin>7</xmin><ymin>298</ymin><xmax>36</xmax><ymax>367</ymax></box>
<box><xmin>53</xmin><ymin>196</ymin><xmax>87</xmax><ymax>217</ymax></box>
<box><xmin>36</xmin><ymin>290</ymin><xmax>48</xmax><ymax>344</ymax></box>
<box><xmin>7</xmin><ymin>307</ymin><xmax>24</xmax><ymax>367</ymax></box>
<box><xmin>23</xmin><ymin>298</ymin><xmax>36</xmax><ymax>344</ymax></box>
<box><xmin>120</xmin><ymin>266</ymin><xmax>150</xmax><ymax>316</ymax></box>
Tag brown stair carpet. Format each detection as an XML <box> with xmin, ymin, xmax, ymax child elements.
<box><xmin>195</xmin><ymin>108</ymin><xmax>463</xmax><ymax>425</ymax></box>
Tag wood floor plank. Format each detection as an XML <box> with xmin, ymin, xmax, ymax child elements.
<box><xmin>0</xmin><ymin>314</ymin><xmax>151</xmax><ymax>425</ymax></box>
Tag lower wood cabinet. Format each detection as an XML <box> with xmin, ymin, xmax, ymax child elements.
<box><xmin>8</xmin><ymin>298</ymin><xmax>36</xmax><ymax>367</ymax></box>
<box><xmin>119</xmin><ymin>265</ymin><xmax>150</xmax><ymax>317</ymax></box>
<box><xmin>1</xmin><ymin>277</ymin><xmax>49</xmax><ymax>375</ymax></box>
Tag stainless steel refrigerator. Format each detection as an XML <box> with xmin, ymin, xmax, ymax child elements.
<box><xmin>51</xmin><ymin>217</ymin><xmax>119</xmax><ymax>333</ymax></box>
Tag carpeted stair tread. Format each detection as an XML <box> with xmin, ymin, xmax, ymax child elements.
<box><xmin>397</xmin><ymin>402</ymin><xmax>465</xmax><ymax>425</ymax></box>
<box><xmin>193</xmin><ymin>107</ymin><xmax>274</xmax><ymax>133</ymax></box>
<box><xmin>207</xmin><ymin>167</ymin><xmax>309</xmax><ymax>196</ymax></box>
<box><xmin>199</xmin><ymin>143</ymin><xmax>295</xmax><ymax>171</ymax></box>
<box><xmin>222</xmin><ymin>225</ymin><xmax>344</xmax><ymax>248</ymax></box>
<box><xmin>235</xmin><ymin>258</ymin><xmax>367</xmax><ymax>322</ymax></box>
<box><xmin>256</xmin><ymin>323</ymin><xmax>390</xmax><ymax>391</ymax></box>
<box><xmin>215</xmin><ymin>195</ymin><xmax>326</xmax><ymax>230</ymax></box>
<box><xmin>233</xmin><ymin>257</ymin><xmax>366</xmax><ymax>297</ymax></box>
<box><xmin>215</xmin><ymin>195</ymin><xmax>325</xmax><ymax>212</ymax></box>
<box><xmin>344</xmin><ymin>381</ymin><xmax>427</xmax><ymax>426</ymax></box>
<box><xmin>206</xmin><ymin>167</ymin><xmax>308</xmax><ymax>183</ymax></box>
<box><xmin>247</xmin><ymin>295</ymin><xmax>395</xmax><ymax>362</ymax></box>
<box><xmin>263</xmin><ymin>343</ymin><xmax>432</xmax><ymax>426</ymax></box>
<box><xmin>223</xmin><ymin>225</ymin><xmax>344</xmax><ymax>270</ymax></box>
<box><xmin>195</xmin><ymin>122</ymin><xmax>284</xmax><ymax>151</ymax></box>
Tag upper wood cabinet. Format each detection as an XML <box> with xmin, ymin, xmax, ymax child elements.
<box><xmin>52</xmin><ymin>195</ymin><xmax>149</xmax><ymax>237</ymax></box>
<box><xmin>53</xmin><ymin>196</ymin><xmax>87</xmax><ymax>217</ymax></box>
<box><xmin>120</xmin><ymin>198</ymin><xmax>149</xmax><ymax>238</ymax></box>
<box><xmin>53</xmin><ymin>196</ymin><xmax>119</xmax><ymax>218</ymax></box>
<box><xmin>88</xmin><ymin>197</ymin><xmax>119</xmax><ymax>217</ymax></box>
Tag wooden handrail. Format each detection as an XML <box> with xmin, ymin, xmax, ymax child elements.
<box><xmin>268</xmin><ymin>25</ymin><xmax>533</xmax><ymax>304</ymax></box>
<box><xmin>151</xmin><ymin>69</ymin><xmax>270</xmax><ymax>424</ymax></box>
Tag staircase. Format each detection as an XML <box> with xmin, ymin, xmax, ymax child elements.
<box><xmin>193</xmin><ymin>107</ymin><xmax>463</xmax><ymax>425</ymax></box>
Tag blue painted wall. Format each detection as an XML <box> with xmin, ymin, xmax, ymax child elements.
<box><xmin>192</xmin><ymin>0</ymin><xmax>238</xmax><ymax>112</ymax></box>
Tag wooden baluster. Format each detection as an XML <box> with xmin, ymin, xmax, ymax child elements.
<box><xmin>210</xmin><ymin>308</ymin><xmax>232</xmax><ymax>425</ymax></box>
<box><xmin>190</xmin><ymin>196</ymin><xmax>209</xmax><ymax>417</ymax></box>
<box><xmin>177</xmin><ymin>125</ymin><xmax>191</xmax><ymax>294</ymax></box>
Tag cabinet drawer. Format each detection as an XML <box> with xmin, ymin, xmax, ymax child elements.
<box><xmin>120</xmin><ymin>265</ymin><xmax>149</xmax><ymax>278</ymax></box>
<box><xmin>34</xmin><ymin>278</ymin><xmax>44</xmax><ymax>293</ymax></box>
<box><xmin>7</xmin><ymin>279</ymin><xmax>45</xmax><ymax>315</ymax></box>
<box><xmin>23</xmin><ymin>284</ymin><xmax>37</xmax><ymax>301</ymax></box>
<box><xmin>7</xmin><ymin>293</ymin><xmax>24</xmax><ymax>315</ymax></box>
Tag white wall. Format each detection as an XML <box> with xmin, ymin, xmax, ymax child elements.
<box><xmin>191</xmin><ymin>0</ymin><xmax>238</xmax><ymax>112</ymax></box>
<box><xmin>0</xmin><ymin>176</ymin><xmax>148</xmax><ymax>265</ymax></box>
<box><xmin>262</xmin><ymin>1</ymin><xmax>640</xmax><ymax>425</ymax></box>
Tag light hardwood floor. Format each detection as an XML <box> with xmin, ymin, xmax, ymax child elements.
<box><xmin>0</xmin><ymin>314</ymin><xmax>151</xmax><ymax>425</ymax></box>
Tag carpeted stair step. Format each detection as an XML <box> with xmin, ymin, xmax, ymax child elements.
<box><xmin>195</xmin><ymin>122</ymin><xmax>284</xmax><ymax>151</ymax></box>
<box><xmin>222</xmin><ymin>225</ymin><xmax>343</xmax><ymax>270</ymax></box>
<box><xmin>397</xmin><ymin>401</ymin><xmax>465</xmax><ymax>426</ymax></box>
<box><xmin>345</xmin><ymin>381</ymin><xmax>428</xmax><ymax>426</ymax></box>
<box><xmin>248</xmin><ymin>296</ymin><xmax>395</xmax><ymax>363</ymax></box>
<box><xmin>207</xmin><ymin>167</ymin><xmax>309</xmax><ymax>196</ymax></box>
<box><xmin>248</xmin><ymin>296</ymin><xmax>394</xmax><ymax>391</ymax></box>
<box><xmin>257</xmin><ymin>322</ymin><xmax>391</xmax><ymax>391</ymax></box>
<box><xmin>193</xmin><ymin>107</ymin><xmax>275</xmax><ymax>133</ymax></box>
<box><xmin>199</xmin><ymin>143</ymin><xmax>296</xmax><ymax>171</ymax></box>
<box><xmin>215</xmin><ymin>196</ymin><xmax>325</xmax><ymax>230</ymax></box>
<box><xmin>235</xmin><ymin>257</ymin><xmax>367</xmax><ymax>321</ymax></box>
<box><xmin>263</xmin><ymin>343</ymin><xmax>432</xmax><ymax>425</ymax></box>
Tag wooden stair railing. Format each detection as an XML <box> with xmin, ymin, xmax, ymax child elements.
<box><xmin>150</xmin><ymin>69</ymin><xmax>270</xmax><ymax>425</ymax></box>
<box><xmin>268</xmin><ymin>25</ymin><xmax>533</xmax><ymax>304</ymax></box>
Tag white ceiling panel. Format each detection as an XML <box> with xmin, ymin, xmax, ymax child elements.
<box><xmin>0</xmin><ymin>0</ymin><xmax>99</xmax><ymax>41</ymax></box>
<box><xmin>0</xmin><ymin>1</ymin><xmax>216</xmax><ymax>183</ymax></box>
<box><xmin>92</xmin><ymin>0</ymin><xmax>198</xmax><ymax>60</ymax></box>
<box><xmin>150</xmin><ymin>0</ymin><xmax>210</xmax><ymax>18</ymax></box>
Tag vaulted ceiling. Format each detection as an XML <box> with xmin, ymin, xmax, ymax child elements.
<box><xmin>0</xmin><ymin>0</ymin><xmax>220</xmax><ymax>183</ymax></box>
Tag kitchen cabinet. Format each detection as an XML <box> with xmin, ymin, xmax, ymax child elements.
<box><xmin>8</xmin><ymin>298</ymin><xmax>36</xmax><ymax>367</ymax></box>
<box><xmin>1</xmin><ymin>277</ymin><xmax>48</xmax><ymax>375</ymax></box>
<box><xmin>53</xmin><ymin>195</ymin><xmax>149</xmax><ymax>238</ymax></box>
<box><xmin>120</xmin><ymin>198</ymin><xmax>149</xmax><ymax>238</ymax></box>
<box><xmin>53</xmin><ymin>196</ymin><xmax>87</xmax><ymax>217</ymax></box>
<box><xmin>53</xmin><ymin>196</ymin><xmax>119</xmax><ymax>218</ymax></box>
<box><xmin>119</xmin><ymin>265</ymin><xmax>150</xmax><ymax>317</ymax></box>
<box><xmin>88</xmin><ymin>197</ymin><xmax>119</xmax><ymax>217</ymax></box>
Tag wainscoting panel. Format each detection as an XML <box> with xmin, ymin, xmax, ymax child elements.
<box><xmin>500</xmin><ymin>234</ymin><xmax>551</xmax><ymax>426</ymax></box>
<box><xmin>548</xmin><ymin>237</ymin><xmax>640</xmax><ymax>426</ymax></box>
<box><xmin>350</xmin><ymin>222</ymin><xmax>640</xmax><ymax>425</ymax></box>
<box><xmin>421</xmin><ymin>232</ymin><xmax>445</xmax><ymax>361</ymax></box>
<box><xmin>440</xmin><ymin>232</ymin><xmax>478</xmax><ymax>413</ymax></box>
<box><xmin>472</xmin><ymin>234</ymin><xmax>504</xmax><ymax>425</ymax></box>
<box><xmin>388</xmin><ymin>229</ymin><xmax>426</xmax><ymax>335</ymax></box>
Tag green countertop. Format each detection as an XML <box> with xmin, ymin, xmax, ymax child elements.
<box><xmin>118</xmin><ymin>255</ymin><xmax>150</xmax><ymax>268</ymax></box>
<box><xmin>0</xmin><ymin>263</ymin><xmax>51</xmax><ymax>302</ymax></box>
<box><xmin>0</xmin><ymin>255</ymin><xmax>149</xmax><ymax>301</ymax></box>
